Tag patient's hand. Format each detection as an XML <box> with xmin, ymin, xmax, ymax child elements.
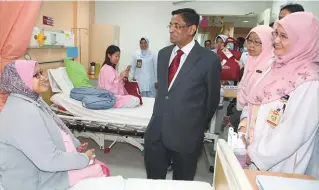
<box><xmin>120</xmin><ymin>70</ymin><xmax>129</xmax><ymax>80</ymax></box>
<box><xmin>85</xmin><ymin>149</ymin><xmax>95</xmax><ymax>160</ymax></box>
<box><xmin>77</xmin><ymin>142</ymin><xmax>88</xmax><ymax>153</ymax></box>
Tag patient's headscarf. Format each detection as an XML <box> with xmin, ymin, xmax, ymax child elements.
<box><xmin>0</xmin><ymin>60</ymin><xmax>39</xmax><ymax>100</ymax></box>
<box><xmin>0</xmin><ymin>60</ymin><xmax>74</xmax><ymax>134</ymax></box>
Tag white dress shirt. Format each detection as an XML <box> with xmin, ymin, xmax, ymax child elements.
<box><xmin>168</xmin><ymin>39</ymin><xmax>195</xmax><ymax>90</ymax></box>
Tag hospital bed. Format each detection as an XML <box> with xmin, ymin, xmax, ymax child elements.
<box><xmin>48</xmin><ymin>67</ymin><xmax>221</xmax><ymax>169</ymax></box>
<box><xmin>70</xmin><ymin>176</ymin><xmax>213</xmax><ymax>190</ymax></box>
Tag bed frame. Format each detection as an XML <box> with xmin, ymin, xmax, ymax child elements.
<box><xmin>51</xmin><ymin>103</ymin><xmax>222</xmax><ymax>172</ymax></box>
<box><xmin>47</xmin><ymin>65</ymin><xmax>226</xmax><ymax>172</ymax></box>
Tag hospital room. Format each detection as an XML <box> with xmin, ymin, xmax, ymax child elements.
<box><xmin>1</xmin><ymin>0</ymin><xmax>319</xmax><ymax>189</ymax></box>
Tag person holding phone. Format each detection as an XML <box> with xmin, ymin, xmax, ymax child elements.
<box><xmin>98</xmin><ymin>45</ymin><xmax>140</xmax><ymax>108</ymax></box>
<box><xmin>131</xmin><ymin>37</ymin><xmax>158</xmax><ymax>97</ymax></box>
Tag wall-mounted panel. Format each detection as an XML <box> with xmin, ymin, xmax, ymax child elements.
<box><xmin>29</xmin><ymin>27</ymin><xmax>75</xmax><ymax>48</ymax></box>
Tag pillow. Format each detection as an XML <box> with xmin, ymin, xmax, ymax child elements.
<box><xmin>48</xmin><ymin>67</ymin><xmax>74</xmax><ymax>94</ymax></box>
<box><xmin>64</xmin><ymin>59</ymin><xmax>92</xmax><ymax>88</ymax></box>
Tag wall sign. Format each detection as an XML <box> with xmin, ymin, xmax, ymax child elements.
<box><xmin>43</xmin><ymin>16</ymin><xmax>54</xmax><ymax>26</ymax></box>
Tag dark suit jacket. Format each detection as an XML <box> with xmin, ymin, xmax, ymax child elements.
<box><xmin>144</xmin><ymin>41</ymin><xmax>221</xmax><ymax>153</ymax></box>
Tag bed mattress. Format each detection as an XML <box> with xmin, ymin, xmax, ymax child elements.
<box><xmin>51</xmin><ymin>93</ymin><xmax>154</xmax><ymax>127</ymax></box>
<box><xmin>70</xmin><ymin>176</ymin><xmax>213</xmax><ymax>190</ymax></box>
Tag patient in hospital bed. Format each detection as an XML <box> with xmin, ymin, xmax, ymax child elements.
<box><xmin>98</xmin><ymin>45</ymin><xmax>140</xmax><ymax>108</ymax></box>
<box><xmin>0</xmin><ymin>60</ymin><xmax>110</xmax><ymax>190</ymax></box>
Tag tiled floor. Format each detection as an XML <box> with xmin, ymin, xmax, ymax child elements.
<box><xmin>83</xmin><ymin>138</ymin><xmax>215</xmax><ymax>184</ymax></box>
<box><xmin>79</xmin><ymin>101</ymin><xmax>230</xmax><ymax>185</ymax></box>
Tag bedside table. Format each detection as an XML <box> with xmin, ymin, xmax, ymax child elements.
<box><xmin>88</xmin><ymin>74</ymin><xmax>98</xmax><ymax>87</ymax></box>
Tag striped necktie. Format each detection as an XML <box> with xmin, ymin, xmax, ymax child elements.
<box><xmin>168</xmin><ymin>49</ymin><xmax>184</xmax><ymax>87</ymax></box>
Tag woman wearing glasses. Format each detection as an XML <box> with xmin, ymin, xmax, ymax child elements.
<box><xmin>237</xmin><ymin>25</ymin><xmax>274</xmax><ymax>113</ymax></box>
<box><xmin>239</xmin><ymin>12</ymin><xmax>319</xmax><ymax>174</ymax></box>
<box><xmin>0</xmin><ymin>61</ymin><xmax>110</xmax><ymax>190</ymax></box>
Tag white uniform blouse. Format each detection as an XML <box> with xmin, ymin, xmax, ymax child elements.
<box><xmin>241</xmin><ymin>72</ymin><xmax>319</xmax><ymax>174</ymax></box>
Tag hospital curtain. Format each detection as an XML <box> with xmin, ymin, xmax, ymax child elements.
<box><xmin>0</xmin><ymin>1</ymin><xmax>41</xmax><ymax>111</ymax></box>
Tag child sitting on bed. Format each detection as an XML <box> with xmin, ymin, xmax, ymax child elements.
<box><xmin>98</xmin><ymin>45</ymin><xmax>140</xmax><ymax>108</ymax></box>
<box><xmin>0</xmin><ymin>60</ymin><xmax>110</xmax><ymax>190</ymax></box>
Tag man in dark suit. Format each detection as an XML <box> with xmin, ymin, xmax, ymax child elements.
<box><xmin>144</xmin><ymin>8</ymin><xmax>221</xmax><ymax>181</ymax></box>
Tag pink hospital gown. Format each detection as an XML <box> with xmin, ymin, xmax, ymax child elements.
<box><xmin>59</xmin><ymin>129</ymin><xmax>110</xmax><ymax>186</ymax></box>
<box><xmin>98</xmin><ymin>65</ymin><xmax>139</xmax><ymax>108</ymax></box>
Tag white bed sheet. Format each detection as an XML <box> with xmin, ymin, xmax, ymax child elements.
<box><xmin>69</xmin><ymin>176</ymin><xmax>213</xmax><ymax>190</ymax></box>
<box><xmin>125</xmin><ymin>178</ymin><xmax>212</xmax><ymax>190</ymax></box>
<box><xmin>51</xmin><ymin>93</ymin><xmax>154</xmax><ymax>128</ymax></box>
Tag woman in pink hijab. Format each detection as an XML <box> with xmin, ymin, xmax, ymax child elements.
<box><xmin>240</xmin><ymin>12</ymin><xmax>319</xmax><ymax>175</ymax></box>
<box><xmin>0</xmin><ymin>61</ymin><xmax>110</xmax><ymax>190</ymax></box>
<box><xmin>236</xmin><ymin>25</ymin><xmax>274</xmax><ymax>129</ymax></box>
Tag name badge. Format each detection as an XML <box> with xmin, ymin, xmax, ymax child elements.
<box><xmin>222</xmin><ymin>48</ymin><xmax>233</xmax><ymax>59</ymax></box>
<box><xmin>266</xmin><ymin>109</ymin><xmax>281</xmax><ymax>127</ymax></box>
<box><xmin>137</xmin><ymin>59</ymin><xmax>142</xmax><ymax>68</ymax></box>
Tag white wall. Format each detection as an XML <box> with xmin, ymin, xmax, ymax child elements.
<box><xmin>257</xmin><ymin>8</ymin><xmax>271</xmax><ymax>25</ymax></box>
<box><xmin>95</xmin><ymin>1</ymin><xmax>173</xmax><ymax>71</ymax></box>
<box><xmin>174</xmin><ymin>1</ymin><xmax>272</xmax><ymax>16</ymax></box>
<box><xmin>271</xmin><ymin>0</ymin><xmax>288</xmax><ymax>21</ymax></box>
<box><xmin>95</xmin><ymin>1</ymin><xmax>272</xmax><ymax>71</ymax></box>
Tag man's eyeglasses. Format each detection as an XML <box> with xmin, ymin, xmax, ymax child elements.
<box><xmin>246</xmin><ymin>39</ymin><xmax>262</xmax><ymax>47</ymax></box>
<box><xmin>167</xmin><ymin>24</ymin><xmax>189</xmax><ymax>30</ymax></box>
<box><xmin>33</xmin><ymin>70</ymin><xmax>44</xmax><ymax>79</ymax></box>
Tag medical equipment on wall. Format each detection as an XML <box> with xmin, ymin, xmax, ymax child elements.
<box><xmin>29</xmin><ymin>27</ymin><xmax>74</xmax><ymax>48</ymax></box>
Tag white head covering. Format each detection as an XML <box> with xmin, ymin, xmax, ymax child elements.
<box><xmin>137</xmin><ymin>37</ymin><xmax>152</xmax><ymax>58</ymax></box>
<box><xmin>214</xmin><ymin>34</ymin><xmax>228</xmax><ymax>43</ymax></box>
<box><xmin>141</xmin><ymin>37</ymin><xmax>149</xmax><ymax>45</ymax></box>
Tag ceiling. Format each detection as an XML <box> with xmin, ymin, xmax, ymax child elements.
<box><xmin>202</xmin><ymin>15</ymin><xmax>257</xmax><ymax>28</ymax></box>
